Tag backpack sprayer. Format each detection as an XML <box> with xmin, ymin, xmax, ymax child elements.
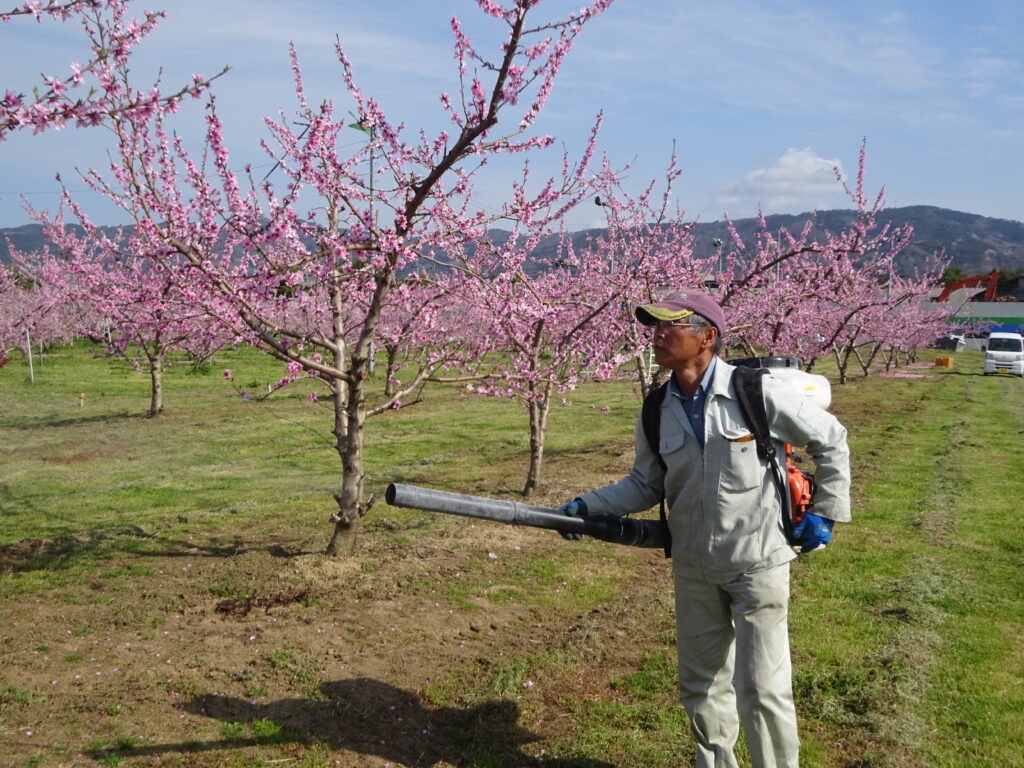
<box><xmin>637</xmin><ymin>356</ymin><xmax>830</xmax><ymax>554</ymax></box>
<box><xmin>729</xmin><ymin>360</ymin><xmax>831</xmax><ymax>544</ymax></box>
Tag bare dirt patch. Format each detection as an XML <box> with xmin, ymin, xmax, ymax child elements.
<box><xmin>0</xmin><ymin>516</ymin><xmax>674</xmax><ymax>767</ymax></box>
<box><xmin>214</xmin><ymin>588</ymin><xmax>310</xmax><ymax>618</ymax></box>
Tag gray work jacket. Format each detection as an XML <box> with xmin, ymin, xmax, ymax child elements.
<box><xmin>580</xmin><ymin>361</ymin><xmax>851</xmax><ymax>583</ymax></box>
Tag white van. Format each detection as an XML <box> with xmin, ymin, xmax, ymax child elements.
<box><xmin>983</xmin><ymin>332</ymin><xmax>1024</xmax><ymax>376</ymax></box>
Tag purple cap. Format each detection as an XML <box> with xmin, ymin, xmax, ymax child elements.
<box><xmin>635</xmin><ymin>290</ymin><xmax>727</xmax><ymax>334</ymax></box>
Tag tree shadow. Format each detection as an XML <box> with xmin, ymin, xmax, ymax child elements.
<box><xmin>88</xmin><ymin>677</ymin><xmax>614</xmax><ymax>767</ymax></box>
<box><xmin>948</xmin><ymin>370</ymin><xmax>1019</xmax><ymax>377</ymax></box>
<box><xmin>0</xmin><ymin>524</ymin><xmax>150</xmax><ymax>573</ymax></box>
<box><xmin>132</xmin><ymin>532</ymin><xmax>316</xmax><ymax>559</ymax></box>
<box><xmin>0</xmin><ymin>525</ymin><xmax>314</xmax><ymax>574</ymax></box>
<box><xmin>1</xmin><ymin>410</ymin><xmax>143</xmax><ymax>429</ymax></box>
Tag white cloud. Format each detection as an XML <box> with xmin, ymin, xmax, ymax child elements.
<box><xmin>711</xmin><ymin>148</ymin><xmax>847</xmax><ymax>217</ymax></box>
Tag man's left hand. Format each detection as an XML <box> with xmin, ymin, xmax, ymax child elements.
<box><xmin>793</xmin><ymin>512</ymin><xmax>834</xmax><ymax>553</ymax></box>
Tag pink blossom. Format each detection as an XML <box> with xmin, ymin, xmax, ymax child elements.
<box><xmin>16</xmin><ymin>0</ymin><xmax>663</xmax><ymax>539</ymax></box>
<box><xmin>3</xmin><ymin>1</ymin><xmax>222</xmax><ymax>139</ymax></box>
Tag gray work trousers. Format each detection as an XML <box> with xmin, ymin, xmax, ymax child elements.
<box><xmin>673</xmin><ymin>563</ymin><xmax>800</xmax><ymax>768</ymax></box>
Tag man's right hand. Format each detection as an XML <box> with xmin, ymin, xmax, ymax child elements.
<box><xmin>558</xmin><ymin>499</ymin><xmax>588</xmax><ymax>540</ymax></box>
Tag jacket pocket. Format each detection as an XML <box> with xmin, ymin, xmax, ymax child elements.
<box><xmin>660</xmin><ymin>432</ymin><xmax>686</xmax><ymax>456</ymax></box>
<box><xmin>718</xmin><ymin>423</ymin><xmax>762</xmax><ymax>492</ymax></box>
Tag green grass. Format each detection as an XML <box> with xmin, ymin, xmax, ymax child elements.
<box><xmin>217</xmin><ymin>716</ymin><xmax>309</xmax><ymax>751</ymax></box>
<box><xmin>786</xmin><ymin>354</ymin><xmax>1024</xmax><ymax>765</ymax></box>
<box><xmin>0</xmin><ymin>341</ymin><xmax>640</xmax><ymax>546</ymax></box>
<box><xmin>1</xmin><ymin>343</ymin><xmax>1022</xmax><ymax>767</ymax></box>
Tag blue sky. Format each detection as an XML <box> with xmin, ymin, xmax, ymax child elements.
<box><xmin>2</xmin><ymin>0</ymin><xmax>1022</xmax><ymax>230</ymax></box>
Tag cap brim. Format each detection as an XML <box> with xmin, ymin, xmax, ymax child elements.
<box><xmin>635</xmin><ymin>305</ymin><xmax>694</xmax><ymax>326</ymax></box>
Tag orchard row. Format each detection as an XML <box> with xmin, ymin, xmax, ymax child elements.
<box><xmin>2</xmin><ymin>1</ymin><xmax>953</xmax><ymax>554</ymax></box>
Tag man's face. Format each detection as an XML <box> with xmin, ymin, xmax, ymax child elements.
<box><xmin>650</xmin><ymin>320</ymin><xmax>716</xmax><ymax>369</ymax></box>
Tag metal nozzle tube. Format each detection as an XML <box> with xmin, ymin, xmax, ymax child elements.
<box><xmin>385</xmin><ymin>483</ymin><xmax>668</xmax><ymax>549</ymax></box>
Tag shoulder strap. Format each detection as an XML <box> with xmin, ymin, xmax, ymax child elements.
<box><xmin>640</xmin><ymin>382</ymin><xmax>671</xmax><ymax>557</ymax></box>
<box><xmin>641</xmin><ymin>382</ymin><xmax>669</xmax><ymax>471</ymax></box>
<box><xmin>731</xmin><ymin>367</ymin><xmax>774</xmax><ymax>463</ymax></box>
<box><xmin>731</xmin><ymin>366</ymin><xmax>796</xmax><ymax>544</ymax></box>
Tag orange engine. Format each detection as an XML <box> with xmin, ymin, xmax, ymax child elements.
<box><xmin>785</xmin><ymin>444</ymin><xmax>816</xmax><ymax>526</ymax></box>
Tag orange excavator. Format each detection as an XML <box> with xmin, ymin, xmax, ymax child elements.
<box><xmin>936</xmin><ymin>271</ymin><xmax>998</xmax><ymax>302</ymax></box>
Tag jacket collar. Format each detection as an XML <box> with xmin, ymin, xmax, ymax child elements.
<box><xmin>667</xmin><ymin>355</ymin><xmax>718</xmax><ymax>402</ymax></box>
<box><xmin>708</xmin><ymin>358</ymin><xmax>737</xmax><ymax>401</ymax></box>
<box><xmin>659</xmin><ymin>358</ymin><xmax>734</xmax><ymax>441</ymax></box>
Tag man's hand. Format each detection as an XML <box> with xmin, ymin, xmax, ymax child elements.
<box><xmin>793</xmin><ymin>512</ymin><xmax>834</xmax><ymax>553</ymax></box>
<box><xmin>558</xmin><ymin>499</ymin><xmax>588</xmax><ymax>540</ymax></box>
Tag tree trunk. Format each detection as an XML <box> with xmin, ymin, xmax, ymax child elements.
<box><xmin>522</xmin><ymin>384</ymin><xmax>552</xmax><ymax>498</ymax></box>
<box><xmin>633</xmin><ymin>350</ymin><xmax>653</xmax><ymax>399</ymax></box>
<box><xmin>625</xmin><ymin>318</ymin><xmax>655</xmax><ymax>399</ymax></box>
<box><xmin>832</xmin><ymin>345</ymin><xmax>850</xmax><ymax>385</ymax></box>
<box><xmin>863</xmin><ymin>343</ymin><xmax>882</xmax><ymax>375</ymax></box>
<box><xmin>852</xmin><ymin>345</ymin><xmax>868</xmax><ymax>377</ymax></box>
<box><xmin>326</xmin><ymin>514</ymin><xmax>360</xmax><ymax>557</ymax></box>
<box><xmin>324</xmin><ymin>370</ymin><xmax>370</xmax><ymax>556</ymax></box>
<box><xmin>384</xmin><ymin>343</ymin><xmax>399</xmax><ymax>397</ymax></box>
<box><xmin>324</xmin><ymin>263</ymin><xmax>382</xmax><ymax>557</ymax></box>
<box><xmin>148</xmin><ymin>351</ymin><xmax>165</xmax><ymax>417</ymax></box>
<box><xmin>854</xmin><ymin>344</ymin><xmax>880</xmax><ymax>377</ymax></box>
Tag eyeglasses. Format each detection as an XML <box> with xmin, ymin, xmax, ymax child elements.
<box><xmin>648</xmin><ymin>320</ymin><xmax>700</xmax><ymax>333</ymax></box>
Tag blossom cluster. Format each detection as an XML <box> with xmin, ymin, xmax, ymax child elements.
<box><xmin>2</xmin><ymin>0</ymin><xmax>221</xmax><ymax>138</ymax></box>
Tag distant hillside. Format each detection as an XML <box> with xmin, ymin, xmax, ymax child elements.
<box><xmin>524</xmin><ymin>206</ymin><xmax>1024</xmax><ymax>277</ymax></box>
<box><xmin>691</xmin><ymin>206</ymin><xmax>1024</xmax><ymax>276</ymax></box>
<box><xmin>0</xmin><ymin>223</ymin><xmax>125</xmax><ymax>266</ymax></box>
<box><xmin>3</xmin><ymin>206</ymin><xmax>1023</xmax><ymax>277</ymax></box>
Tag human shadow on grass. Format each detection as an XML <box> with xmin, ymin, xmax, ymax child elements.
<box><xmin>88</xmin><ymin>677</ymin><xmax>614</xmax><ymax>768</ymax></box>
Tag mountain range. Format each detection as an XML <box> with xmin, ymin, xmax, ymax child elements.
<box><xmin>3</xmin><ymin>205</ymin><xmax>1023</xmax><ymax>277</ymax></box>
<box><xmin>689</xmin><ymin>206</ymin><xmax>1024</xmax><ymax>276</ymax></box>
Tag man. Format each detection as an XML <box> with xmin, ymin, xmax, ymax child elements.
<box><xmin>560</xmin><ymin>290</ymin><xmax>850</xmax><ymax>768</ymax></box>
